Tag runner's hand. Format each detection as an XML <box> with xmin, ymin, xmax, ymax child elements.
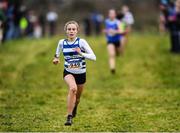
<box><xmin>53</xmin><ymin>58</ymin><xmax>60</xmax><ymax>65</ymax></box>
<box><xmin>73</xmin><ymin>47</ymin><xmax>82</xmax><ymax>54</ymax></box>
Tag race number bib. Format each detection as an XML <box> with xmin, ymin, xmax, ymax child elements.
<box><xmin>68</xmin><ymin>62</ymin><xmax>80</xmax><ymax>69</ymax></box>
<box><xmin>68</xmin><ymin>59</ymin><xmax>81</xmax><ymax>69</ymax></box>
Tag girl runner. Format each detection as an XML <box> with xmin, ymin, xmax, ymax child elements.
<box><xmin>53</xmin><ymin>21</ymin><xmax>96</xmax><ymax>126</ymax></box>
<box><xmin>104</xmin><ymin>9</ymin><xmax>125</xmax><ymax>74</ymax></box>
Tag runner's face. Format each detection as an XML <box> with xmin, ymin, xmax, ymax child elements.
<box><xmin>122</xmin><ymin>6</ymin><xmax>129</xmax><ymax>13</ymax></box>
<box><xmin>66</xmin><ymin>24</ymin><xmax>78</xmax><ymax>40</ymax></box>
<box><xmin>109</xmin><ymin>10</ymin><xmax>116</xmax><ymax>20</ymax></box>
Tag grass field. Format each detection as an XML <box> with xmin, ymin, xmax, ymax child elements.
<box><xmin>0</xmin><ymin>33</ymin><xmax>180</xmax><ymax>132</ymax></box>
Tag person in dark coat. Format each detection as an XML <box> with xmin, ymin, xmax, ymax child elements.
<box><xmin>167</xmin><ymin>0</ymin><xmax>180</xmax><ymax>53</ymax></box>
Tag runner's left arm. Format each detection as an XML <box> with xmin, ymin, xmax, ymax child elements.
<box><xmin>80</xmin><ymin>39</ymin><xmax>96</xmax><ymax>61</ymax></box>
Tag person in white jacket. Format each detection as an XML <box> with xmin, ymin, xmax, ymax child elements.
<box><xmin>46</xmin><ymin>10</ymin><xmax>58</xmax><ymax>36</ymax></box>
<box><xmin>53</xmin><ymin>21</ymin><xmax>96</xmax><ymax>126</ymax></box>
<box><xmin>120</xmin><ymin>5</ymin><xmax>134</xmax><ymax>53</ymax></box>
<box><xmin>122</xmin><ymin>5</ymin><xmax>134</xmax><ymax>31</ymax></box>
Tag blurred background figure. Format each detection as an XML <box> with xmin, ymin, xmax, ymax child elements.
<box><xmin>117</xmin><ymin>5</ymin><xmax>134</xmax><ymax>54</ymax></box>
<box><xmin>19</xmin><ymin>5</ymin><xmax>28</xmax><ymax>37</ymax></box>
<box><xmin>13</xmin><ymin>2</ymin><xmax>22</xmax><ymax>39</ymax></box>
<box><xmin>91</xmin><ymin>11</ymin><xmax>104</xmax><ymax>35</ymax></box>
<box><xmin>0</xmin><ymin>0</ymin><xmax>7</xmax><ymax>44</ymax></box>
<box><xmin>168</xmin><ymin>0</ymin><xmax>180</xmax><ymax>53</ymax></box>
<box><xmin>33</xmin><ymin>19</ymin><xmax>42</xmax><ymax>39</ymax></box>
<box><xmin>83</xmin><ymin>16</ymin><xmax>92</xmax><ymax>36</ymax></box>
<box><xmin>19</xmin><ymin>15</ymin><xmax>28</xmax><ymax>36</ymax></box>
<box><xmin>159</xmin><ymin>12</ymin><xmax>167</xmax><ymax>33</ymax></box>
<box><xmin>26</xmin><ymin>10</ymin><xmax>37</xmax><ymax>37</ymax></box>
<box><xmin>5</xmin><ymin>2</ymin><xmax>15</xmax><ymax>40</ymax></box>
<box><xmin>159</xmin><ymin>0</ymin><xmax>180</xmax><ymax>53</ymax></box>
<box><xmin>122</xmin><ymin>5</ymin><xmax>134</xmax><ymax>33</ymax></box>
<box><xmin>46</xmin><ymin>8</ymin><xmax>58</xmax><ymax>36</ymax></box>
<box><xmin>117</xmin><ymin>10</ymin><xmax>127</xmax><ymax>55</ymax></box>
<box><xmin>104</xmin><ymin>9</ymin><xmax>123</xmax><ymax>74</ymax></box>
<box><xmin>159</xmin><ymin>0</ymin><xmax>174</xmax><ymax>33</ymax></box>
<box><xmin>0</xmin><ymin>15</ymin><xmax>3</xmax><ymax>44</ymax></box>
<box><xmin>39</xmin><ymin>12</ymin><xmax>46</xmax><ymax>37</ymax></box>
<box><xmin>4</xmin><ymin>1</ymin><xmax>24</xmax><ymax>41</ymax></box>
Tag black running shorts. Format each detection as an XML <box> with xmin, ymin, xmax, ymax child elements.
<box><xmin>63</xmin><ymin>69</ymin><xmax>86</xmax><ymax>85</ymax></box>
<box><xmin>107</xmin><ymin>41</ymin><xmax>120</xmax><ymax>47</ymax></box>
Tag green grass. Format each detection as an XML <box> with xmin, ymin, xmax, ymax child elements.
<box><xmin>0</xmin><ymin>33</ymin><xmax>180</xmax><ymax>132</ymax></box>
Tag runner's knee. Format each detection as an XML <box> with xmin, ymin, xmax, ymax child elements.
<box><xmin>69</xmin><ymin>85</ymin><xmax>77</xmax><ymax>94</ymax></box>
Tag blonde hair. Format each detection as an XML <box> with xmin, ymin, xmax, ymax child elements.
<box><xmin>64</xmin><ymin>21</ymin><xmax>79</xmax><ymax>31</ymax></box>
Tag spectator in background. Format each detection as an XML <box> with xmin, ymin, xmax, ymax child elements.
<box><xmin>168</xmin><ymin>0</ymin><xmax>180</xmax><ymax>53</ymax></box>
<box><xmin>91</xmin><ymin>11</ymin><xmax>104</xmax><ymax>35</ymax></box>
<box><xmin>46</xmin><ymin>9</ymin><xmax>58</xmax><ymax>36</ymax></box>
<box><xmin>13</xmin><ymin>2</ymin><xmax>21</xmax><ymax>38</ymax></box>
<box><xmin>83</xmin><ymin>16</ymin><xmax>91</xmax><ymax>36</ymax></box>
<box><xmin>39</xmin><ymin>12</ymin><xmax>46</xmax><ymax>37</ymax></box>
<box><xmin>0</xmin><ymin>13</ymin><xmax>4</xmax><ymax>44</ymax></box>
<box><xmin>33</xmin><ymin>19</ymin><xmax>42</xmax><ymax>39</ymax></box>
<box><xmin>5</xmin><ymin>2</ymin><xmax>15</xmax><ymax>40</ymax></box>
<box><xmin>159</xmin><ymin>12</ymin><xmax>167</xmax><ymax>33</ymax></box>
<box><xmin>5</xmin><ymin>1</ymin><xmax>22</xmax><ymax>40</ymax></box>
<box><xmin>159</xmin><ymin>0</ymin><xmax>174</xmax><ymax>33</ymax></box>
<box><xmin>19</xmin><ymin>5</ymin><xmax>28</xmax><ymax>36</ymax></box>
<box><xmin>0</xmin><ymin>0</ymin><xmax>7</xmax><ymax>44</ymax></box>
<box><xmin>26</xmin><ymin>10</ymin><xmax>37</xmax><ymax>37</ymax></box>
<box><xmin>19</xmin><ymin>15</ymin><xmax>28</xmax><ymax>36</ymax></box>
